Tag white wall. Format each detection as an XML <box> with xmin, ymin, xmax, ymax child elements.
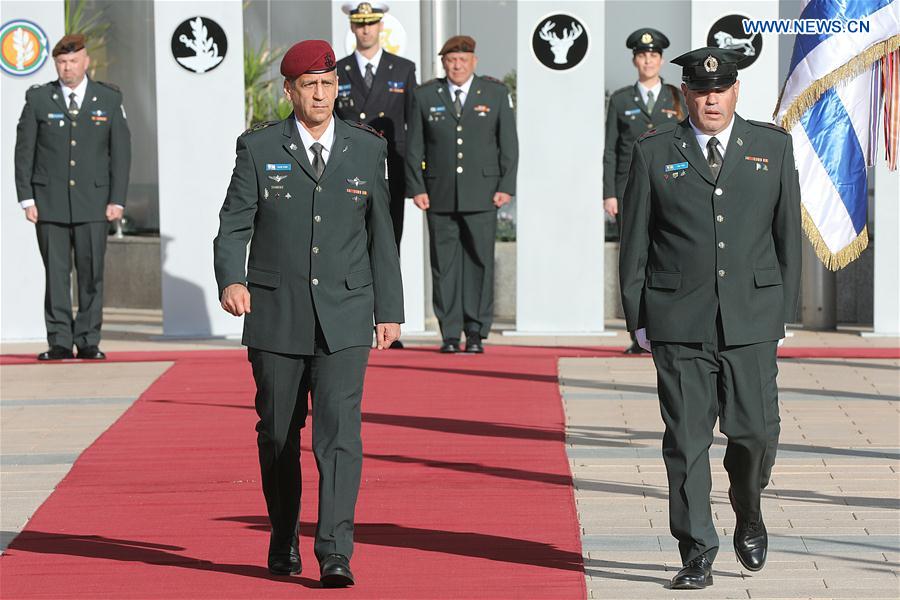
<box><xmin>514</xmin><ymin>2</ymin><xmax>607</xmax><ymax>334</ymax></box>
<box><xmin>331</xmin><ymin>0</ymin><xmax>427</xmax><ymax>333</ymax></box>
<box><xmin>1</xmin><ymin>2</ymin><xmax>64</xmax><ymax>341</ymax></box>
<box><xmin>154</xmin><ymin>2</ymin><xmax>245</xmax><ymax>337</ymax></box>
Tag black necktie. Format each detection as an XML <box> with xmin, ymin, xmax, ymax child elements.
<box><xmin>364</xmin><ymin>63</ymin><xmax>374</xmax><ymax>91</ymax></box>
<box><xmin>68</xmin><ymin>92</ymin><xmax>78</xmax><ymax>115</ymax></box>
<box><xmin>310</xmin><ymin>142</ymin><xmax>325</xmax><ymax>179</ymax></box>
<box><xmin>453</xmin><ymin>89</ymin><xmax>463</xmax><ymax>117</ymax></box>
<box><xmin>707</xmin><ymin>137</ymin><xmax>723</xmax><ymax>180</ymax></box>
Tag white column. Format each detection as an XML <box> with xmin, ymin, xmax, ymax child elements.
<box><xmin>868</xmin><ymin>161</ymin><xmax>900</xmax><ymax>336</ymax></box>
<box><xmin>153</xmin><ymin>2</ymin><xmax>245</xmax><ymax>337</ymax></box>
<box><xmin>512</xmin><ymin>2</ymin><xmax>607</xmax><ymax>335</ymax></box>
<box><xmin>331</xmin><ymin>0</ymin><xmax>427</xmax><ymax>333</ymax></box>
<box><xmin>1</xmin><ymin>2</ymin><xmax>64</xmax><ymax>342</ymax></box>
<box><xmin>691</xmin><ymin>1</ymin><xmax>779</xmax><ymax>122</ymax></box>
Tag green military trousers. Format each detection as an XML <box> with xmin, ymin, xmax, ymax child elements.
<box><xmin>426</xmin><ymin>210</ymin><xmax>496</xmax><ymax>341</ymax></box>
<box><xmin>36</xmin><ymin>221</ymin><xmax>108</xmax><ymax>349</ymax></box>
<box><xmin>248</xmin><ymin>337</ymin><xmax>370</xmax><ymax>564</ymax></box>
<box><xmin>651</xmin><ymin>327</ymin><xmax>780</xmax><ymax>565</ymax></box>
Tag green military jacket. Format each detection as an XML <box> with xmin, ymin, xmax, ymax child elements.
<box><xmin>603</xmin><ymin>81</ymin><xmax>686</xmax><ymax>200</ymax></box>
<box><xmin>619</xmin><ymin>115</ymin><xmax>801</xmax><ymax>346</ymax></box>
<box><xmin>14</xmin><ymin>79</ymin><xmax>131</xmax><ymax>223</ymax></box>
<box><xmin>405</xmin><ymin>75</ymin><xmax>518</xmax><ymax>213</ymax></box>
<box><xmin>214</xmin><ymin>116</ymin><xmax>404</xmax><ymax>355</ymax></box>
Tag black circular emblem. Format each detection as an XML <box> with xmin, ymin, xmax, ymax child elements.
<box><xmin>171</xmin><ymin>16</ymin><xmax>227</xmax><ymax>74</ymax></box>
<box><xmin>532</xmin><ymin>14</ymin><xmax>588</xmax><ymax>71</ymax></box>
<box><xmin>706</xmin><ymin>14</ymin><xmax>762</xmax><ymax>70</ymax></box>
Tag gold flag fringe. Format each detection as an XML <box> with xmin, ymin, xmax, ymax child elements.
<box><xmin>775</xmin><ymin>35</ymin><xmax>900</xmax><ymax>130</ymax></box>
<box><xmin>801</xmin><ymin>204</ymin><xmax>869</xmax><ymax>270</ymax></box>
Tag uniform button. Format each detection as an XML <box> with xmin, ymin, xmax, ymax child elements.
<box><xmin>647</xmin><ymin>123</ymin><xmax>653</xmax><ymax>128</ymax></box>
<box><xmin>456</xmin><ymin>166</ymin><xmax>463</xmax><ymax>173</ymax></box>
<box><xmin>457</xmin><ymin>138</ymin><xmax>463</xmax><ymax>145</ymax></box>
<box><xmin>71</xmin><ymin>140</ymin><xmax>77</xmax><ymax>146</ymax></box>
<box><xmin>316</xmin><ymin>185</ymin><xmax>322</xmax><ymax>192</ymax></box>
<box><xmin>456</xmin><ymin>125</ymin><xmax>463</xmax><ymax>132</ymax></box>
<box><xmin>715</xmin><ymin>188</ymin><xmax>723</xmax><ymax>196</ymax></box>
<box><xmin>70</xmin><ymin>160</ymin><xmax>76</xmax><ymax>166</ymax></box>
<box><xmin>312</xmin><ymin>246</ymin><xmax>319</xmax><ymax>254</ymax></box>
<box><xmin>718</xmin><ymin>241</ymin><xmax>725</xmax><ymax>249</ymax></box>
<box><xmin>718</xmin><ymin>269</ymin><xmax>726</xmax><ymax>277</ymax></box>
<box><xmin>312</xmin><ymin>278</ymin><xmax>319</xmax><ymax>286</ymax></box>
<box><xmin>314</xmin><ymin>215</ymin><xmax>321</xmax><ymax>223</ymax></box>
<box><xmin>716</xmin><ymin>215</ymin><xmax>724</xmax><ymax>222</ymax></box>
<box><xmin>72</xmin><ymin>122</ymin><xmax>77</xmax><ymax>128</ymax></box>
<box><xmin>378</xmin><ymin>112</ymin><xmax>384</xmax><ymax>117</ymax></box>
<box><xmin>359</xmin><ymin>112</ymin><xmax>366</xmax><ymax>119</ymax></box>
<box><xmin>69</xmin><ymin>179</ymin><xmax>75</xmax><ymax>187</ymax></box>
<box><xmin>457</xmin><ymin>152</ymin><xmax>463</xmax><ymax>159</ymax></box>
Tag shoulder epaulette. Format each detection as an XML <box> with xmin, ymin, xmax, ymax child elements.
<box><xmin>749</xmin><ymin>120</ymin><xmax>788</xmax><ymax>134</ymax></box>
<box><xmin>480</xmin><ymin>75</ymin><xmax>507</xmax><ymax>87</ymax></box>
<box><xmin>420</xmin><ymin>77</ymin><xmax>441</xmax><ymax>87</ymax></box>
<box><xmin>96</xmin><ymin>81</ymin><xmax>121</xmax><ymax>92</ymax></box>
<box><xmin>611</xmin><ymin>85</ymin><xmax>633</xmax><ymax>97</ymax></box>
<box><xmin>348</xmin><ymin>121</ymin><xmax>384</xmax><ymax>138</ymax></box>
<box><xmin>241</xmin><ymin>120</ymin><xmax>278</xmax><ymax>136</ymax></box>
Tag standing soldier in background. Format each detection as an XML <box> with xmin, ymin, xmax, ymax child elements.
<box><xmin>604</xmin><ymin>28</ymin><xmax>685</xmax><ymax>353</ymax></box>
<box><xmin>406</xmin><ymin>35</ymin><xmax>517</xmax><ymax>354</ymax></box>
<box><xmin>14</xmin><ymin>34</ymin><xmax>131</xmax><ymax>361</ymax></box>
<box><xmin>335</xmin><ymin>2</ymin><xmax>416</xmax><ymax>251</ymax></box>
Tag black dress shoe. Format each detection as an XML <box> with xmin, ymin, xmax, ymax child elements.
<box><xmin>440</xmin><ymin>339</ymin><xmax>459</xmax><ymax>353</ymax></box>
<box><xmin>37</xmin><ymin>346</ymin><xmax>74</xmax><ymax>361</ymax></box>
<box><xmin>464</xmin><ymin>333</ymin><xmax>484</xmax><ymax>354</ymax></box>
<box><xmin>730</xmin><ymin>488</ymin><xmax>768</xmax><ymax>571</ymax></box>
<box><xmin>76</xmin><ymin>346</ymin><xmax>106</xmax><ymax>360</ymax></box>
<box><xmin>670</xmin><ymin>555</ymin><xmax>713</xmax><ymax>590</ymax></box>
<box><xmin>623</xmin><ymin>342</ymin><xmax>647</xmax><ymax>354</ymax></box>
<box><xmin>389</xmin><ymin>340</ymin><xmax>404</xmax><ymax>349</ymax></box>
<box><xmin>320</xmin><ymin>553</ymin><xmax>354</xmax><ymax>587</ymax></box>
<box><xmin>268</xmin><ymin>554</ymin><xmax>302</xmax><ymax>576</ymax></box>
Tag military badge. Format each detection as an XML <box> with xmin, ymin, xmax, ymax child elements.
<box><xmin>474</xmin><ymin>104</ymin><xmax>491</xmax><ymax>116</ymax></box>
<box><xmin>704</xmin><ymin>55</ymin><xmax>718</xmax><ymax>73</ymax></box>
<box><xmin>0</xmin><ymin>20</ymin><xmax>49</xmax><ymax>76</ymax></box>
<box><xmin>387</xmin><ymin>81</ymin><xmax>405</xmax><ymax>93</ymax></box>
<box><xmin>641</xmin><ymin>32</ymin><xmax>652</xmax><ymax>44</ymax></box>
<box><xmin>347</xmin><ymin>177</ymin><xmax>367</xmax><ymax>187</ymax></box>
<box><xmin>268</xmin><ymin>174</ymin><xmax>288</xmax><ymax>183</ymax></box>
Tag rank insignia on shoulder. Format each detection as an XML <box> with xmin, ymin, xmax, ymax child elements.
<box><xmin>242</xmin><ymin>120</ymin><xmax>277</xmax><ymax>136</ymax></box>
<box><xmin>348</xmin><ymin>121</ymin><xmax>383</xmax><ymax>137</ymax></box>
<box><xmin>748</xmin><ymin>120</ymin><xmax>788</xmax><ymax>134</ymax></box>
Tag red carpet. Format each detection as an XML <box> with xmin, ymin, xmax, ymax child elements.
<box><xmin>0</xmin><ymin>347</ymin><xmax>589</xmax><ymax>599</ymax></box>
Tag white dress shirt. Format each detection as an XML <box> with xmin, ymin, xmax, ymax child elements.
<box><xmin>637</xmin><ymin>80</ymin><xmax>662</xmax><ymax>108</ymax></box>
<box><xmin>447</xmin><ymin>75</ymin><xmax>474</xmax><ymax>108</ymax></box>
<box><xmin>354</xmin><ymin>47</ymin><xmax>383</xmax><ymax>79</ymax></box>
<box><xmin>21</xmin><ymin>78</ymin><xmax>126</xmax><ymax>210</ymax></box>
<box><xmin>295</xmin><ymin>115</ymin><xmax>336</xmax><ymax>167</ymax></box>
<box><xmin>690</xmin><ymin>115</ymin><xmax>735</xmax><ymax>160</ymax></box>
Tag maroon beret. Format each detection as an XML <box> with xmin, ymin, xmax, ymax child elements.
<box><xmin>280</xmin><ymin>40</ymin><xmax>336</xmax><ymax>79</ymax></box>
<box><xmin>439</xmin><ymin>35</ymin><xmax>476</xmax><ymax>55</ymax></box>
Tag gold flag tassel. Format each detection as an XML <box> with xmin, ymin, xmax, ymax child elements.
<box><xmin>801</xmin><ymin>204</ymin><xmax>870</xmax><ymax>271</ymax></box>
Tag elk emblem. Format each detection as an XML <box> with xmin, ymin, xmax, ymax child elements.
<box><xmin>538</xmin><ymin>20</ymin><xmax>584</xmax><ymax>65</ymax></box>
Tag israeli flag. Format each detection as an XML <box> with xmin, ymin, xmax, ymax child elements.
<box><xmin>774</xmin><ymin>0</ymin><xmax>899</xmax><ymax>270</ymax></box>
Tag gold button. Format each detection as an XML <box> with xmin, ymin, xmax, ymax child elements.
<box><xmin>457</xmin><ymin>138</ymin><xmax>463</xmax><ymax>145</ymax></box>
<box><xmin>718</xmin><ymin>241</ymin><xmax>725</xmax><ymax>249</ymax></box>
<box><xmin>69</xmin><ymin>179</ymin><xmax>75</xmax><ymax>187</ymax></box>
<box><xmin>716</xmin><ymin>215</ymin><xmax>724</xmax><ymax>222</ymax></box>
<box><xmin>456</xmin><ymin>166</ymin><xmax>463</xmax><ymax>173</ymax></box>
<box><xmin>70</xmin><ymin>160</ymin><xmax>76</xmax><ymax>166</ymax></box>
<box><xmin>312</xmin><ymin>247</ymin><xmax>319</xmax><ymax>254</ymax></box>
<box><xmin>312</xmin><ymin>278</ymin><xmax>319</xmax><ymax>286</ymax></box>
<box><xmin>360</xmin><ymin>112</ymin><xmax>366</xmax><ymax>119</ymax></box>
<box><xmin>314</xmin><ymin>215</ymin><xmax>321</xmax><ymax>223</ymax></box>
<box><xmin>71</xmin><ymin>140</ymin><xmax>77</xmax><ymax>146</ymax></box>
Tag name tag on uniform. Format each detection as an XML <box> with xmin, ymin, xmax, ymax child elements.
<box><xmin>387</xmin><ymin>81</ymin><xmax>405</xmax><ymax>93</ymax></box>
<box><xmin>47</xmin><ymin>112</ymin><xmax>65</xmax><ymax>119</ymax></box>
<box><xmin>266</xmin><ymin>163</ymin><xmax>292</xmax><ymax>171</ymax></box>
<box><xmin>624</xmin><ymin>108</ymin><xmax>642</xmax><ymax>116</ymax></box>
<box><xmin>338</xmin><ymin>83</ymin><xmax>351</xmax><ymax>97</ymax></box>
<box><xmin>664</xmin><ymin>162</ymin><xmax>689</xmax><ymax>172</ymax></box>
<box><xmin>429</xmin><ymin>106</ymin><xmax>446</xmax><ymax>113</ymax></box>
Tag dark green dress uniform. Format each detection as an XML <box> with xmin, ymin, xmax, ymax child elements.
<box><xmin>405</xmin><ymin>74</ymin><xmax>518</xmax><ymax>342</ymax></box>
<box><xmin>14</xmin><ymin>78</ymin><xmax>131</xmax><ymax>351</ymax></box>
<box><xmin>619</xmin><ymin>49</ymin><xmax>801</xmax><ymax>570</ymax></box>
<box><xmin>336</xmin><ymin>50</ymin><xmax>417</xmax><ymax>247</ymax></box>
<box><xmin>603</xmin><ymin>81</ymin><xmax>685</xmax><ymax>202</ymax></box>
<box><xmin>214</xmin><ymin>115</ymin><xmax>403</xmax><ymax>567</ymax></box>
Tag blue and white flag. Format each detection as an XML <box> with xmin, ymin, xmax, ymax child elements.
<box><xmin>775</xmin><ymin>0</ymin><xmax>900</xmax><ymax>270</ymax></box>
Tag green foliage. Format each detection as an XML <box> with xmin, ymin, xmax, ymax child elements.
<box><xmin>503</xmin><ymin>69</ymin><xmax>516</xmax><ymax>111</ymax></box>
<box><xmin>244</xmin><ymin>36</ymin><xmax>292</xmax><ymax>128</ymax></box>
<box><xmin>64</xmin><ymin>0</ymin><xmax>110</xmax><ymax>77</ymax></box>
<box><xmin>496</xmin><ymin>211</ymin><xmax>516</xmax><ymax>242</ymax></box>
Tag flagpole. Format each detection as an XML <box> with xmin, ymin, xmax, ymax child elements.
<box><xmin>801</xmin><ymin>241</ymin><xmax>837</xmax><ymax>330</ymax></box>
